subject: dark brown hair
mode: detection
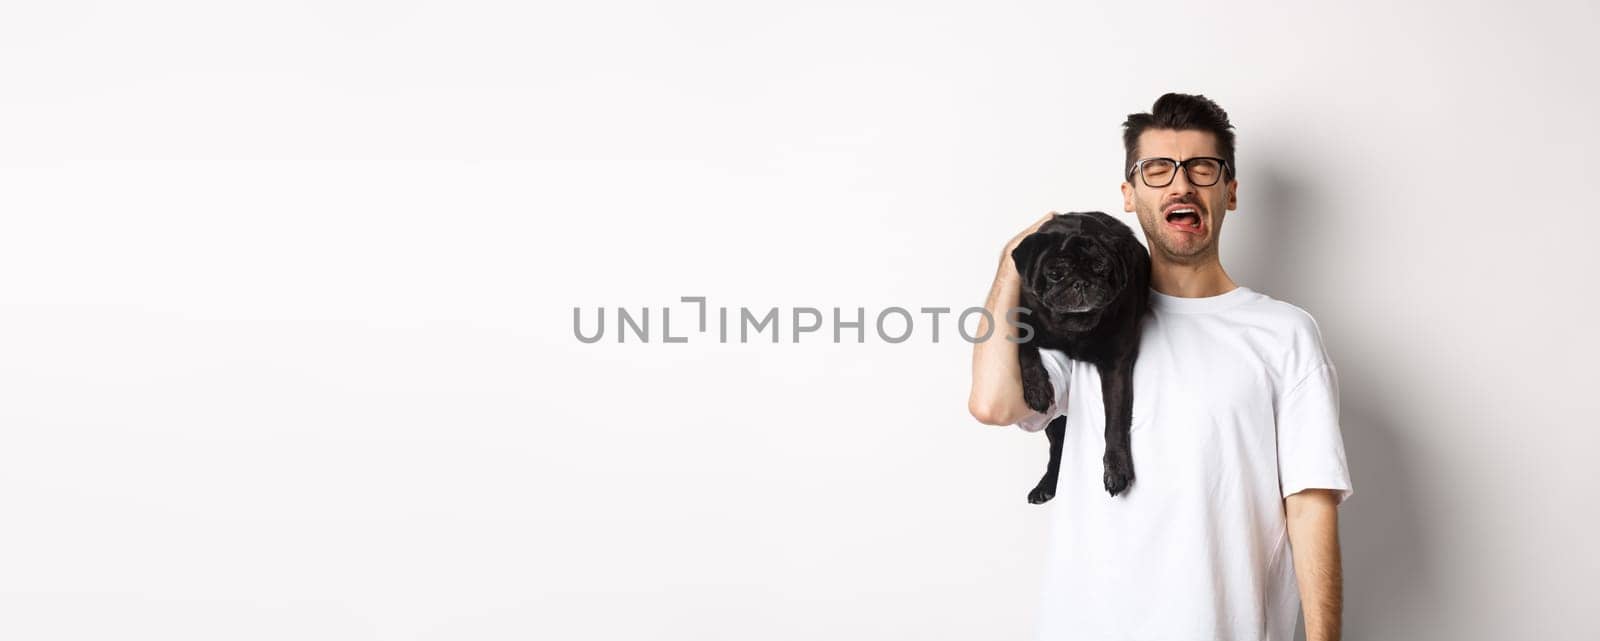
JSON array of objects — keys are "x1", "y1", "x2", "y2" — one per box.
[{"x1": 1121, "y1": 93, "x2": 1236, "y2": 182}]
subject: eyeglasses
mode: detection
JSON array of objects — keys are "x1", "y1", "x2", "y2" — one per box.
[{"x1": 1126, "y1": 156, "x2": 1231, "y2": 188}]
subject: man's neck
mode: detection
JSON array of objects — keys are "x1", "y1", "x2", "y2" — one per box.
[{"x1": 1149, "y1": 255, "x2": 1237, "y2": 298}]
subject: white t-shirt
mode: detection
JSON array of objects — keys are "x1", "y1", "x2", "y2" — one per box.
[{"x1": 1014, "y1": 285, "x2": 1353, "y2": 641}]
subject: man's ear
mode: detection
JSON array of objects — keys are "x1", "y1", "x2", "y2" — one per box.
[{"x1": 1011, "y1": 232, "x2": 1060, "y2": 281}]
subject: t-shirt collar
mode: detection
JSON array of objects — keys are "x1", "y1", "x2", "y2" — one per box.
[{"x1": 1148, "y1": 285, "x2": 1257, "y2": 314}]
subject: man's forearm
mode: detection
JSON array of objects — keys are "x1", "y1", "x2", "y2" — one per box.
[
  {"x1": 968, "y1": 252, "x2": 1030, "y2": 425},
  {"x1": 1286, "y1": 489, "x2": 1344, "y2": 641},
  {"x1": 970, "y1": 212, "x2": 1057, "y2": 426}
]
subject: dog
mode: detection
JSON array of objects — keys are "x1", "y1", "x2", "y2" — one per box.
[{"x1": 1010, "y1": 211, "x2": 1151, "y2": 499}]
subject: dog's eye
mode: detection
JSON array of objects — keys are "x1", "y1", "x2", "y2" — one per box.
[{"x1": 1044, "y1": 269, "x2": 1063, "y2": 283}]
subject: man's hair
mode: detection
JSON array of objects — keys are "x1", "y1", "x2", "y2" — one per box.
[{"x1": 1121, "y1": 93, "x2": 1236, "y2": 183}]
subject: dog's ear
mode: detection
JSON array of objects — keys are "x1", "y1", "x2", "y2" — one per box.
[
  {"x1": 1117, "y1": 235, "x2": 1152, "y2": 294},
  {"x1": 1011, "y1": 232, "x2": 1061, "y2": 282}
]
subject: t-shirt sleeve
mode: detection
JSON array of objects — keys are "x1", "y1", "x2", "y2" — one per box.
[
  {"x1": 1276, "y1": 361, "x2": 1354, "y2": 505},
  {"x1": 1014, "y1": 349, "x2": 1073, "y2": 433}
]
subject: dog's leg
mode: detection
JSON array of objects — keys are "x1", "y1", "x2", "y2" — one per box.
[
  {"x1": 1099, "y1": 360, "x2": 1136, "y2": 496},
  {"x1": 1027, "y1": 415, "x2": 1068, "y2": 504},
  {"x1": 1018, "y1": 345, "x2": 1054, "y2": 414}
]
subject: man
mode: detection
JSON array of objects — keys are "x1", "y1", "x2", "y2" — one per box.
[{"x1": 968, "y1": 93, "x2": 1353, "y2": 641}]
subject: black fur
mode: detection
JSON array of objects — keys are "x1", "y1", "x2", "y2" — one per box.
[{"x1": 1010, "y1": 212, "x2": 1151, "y2": 499}]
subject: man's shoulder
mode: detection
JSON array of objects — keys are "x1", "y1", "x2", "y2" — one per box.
[
  {"x1": 1235, "y1": 288, "x2": 1335, "y2": 376},
  {"x1": 1235, "y1": 288, "x2": 1325, "y2": 334}
]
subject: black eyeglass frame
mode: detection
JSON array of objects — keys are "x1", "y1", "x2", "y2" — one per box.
[{"x1": 1126, "y1": 156, "x2": 1233, "y2": 188}]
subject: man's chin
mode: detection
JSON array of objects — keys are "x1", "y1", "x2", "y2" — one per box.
[{"x1": 1155, "y1": 234, "x2": 1214, "y2": 259}]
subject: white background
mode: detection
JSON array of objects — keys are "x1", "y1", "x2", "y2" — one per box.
[{"x1": 3, "y1": 1, "x2": 1597, "y2": 639}]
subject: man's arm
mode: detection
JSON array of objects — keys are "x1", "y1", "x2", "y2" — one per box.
[
  {"x1": 968, "y1": 213, "x2": 1055, "y2": 426},
  {"x1": 1286, "y1": 488, "x2": 1344, "y2": 641}
]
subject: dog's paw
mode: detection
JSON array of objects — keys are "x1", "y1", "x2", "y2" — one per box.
[
  {"x1": 1022, "y1": 379, "x2": 1054, "y2": 413},
  {"x1": 1028, "y1": 481, "x2": 1056, "y2": 504},
  {"x1": 1102, "y1": 450, "x2": 1135, "y2": 496}
]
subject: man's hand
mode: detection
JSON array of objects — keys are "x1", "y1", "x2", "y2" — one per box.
[
  {"x1": 968, "y1": 212, "x2": 1060, "y2": 426},
  {"x1": 1002, "y1": 211, "x2": 1060, "y2": 270}
]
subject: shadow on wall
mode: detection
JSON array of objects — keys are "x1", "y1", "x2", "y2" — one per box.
[{"x1": 1236, "y1": 163, "x2": 1434, "y2": 640}]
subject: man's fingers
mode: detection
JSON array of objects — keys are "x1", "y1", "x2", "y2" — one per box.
[
  {"x1": 1005, "y1": 211, "x2": 1060, "y2": 257},
  {"x1": 1020, "y1": 211, "x2": 1056, "y2": 238},
  {"x1": 1029, "y1": 211, "x2": 1058, "y2": 233}
]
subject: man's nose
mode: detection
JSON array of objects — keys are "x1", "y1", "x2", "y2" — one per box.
[{"x1": 1165, "y1": 167, "x2": 1198, "y2": 198}]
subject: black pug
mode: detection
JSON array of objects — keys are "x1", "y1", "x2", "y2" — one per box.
[{"x1": 1010, "y1": 211, "x2": 1151, "y2": 500}]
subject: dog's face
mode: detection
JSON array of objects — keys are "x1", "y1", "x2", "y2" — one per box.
[{"x1": 1012, "y1": 229, "x2": 1130, "y2": 333}]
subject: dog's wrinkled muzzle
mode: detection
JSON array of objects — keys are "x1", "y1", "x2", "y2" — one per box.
[{"x1": 1045, "y1": 280, "x2": 1108, "y2": 314}]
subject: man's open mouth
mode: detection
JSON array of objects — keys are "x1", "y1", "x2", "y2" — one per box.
[{"x1": 1164, "y1": 205, "x2": 1203, "y2": 233}]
